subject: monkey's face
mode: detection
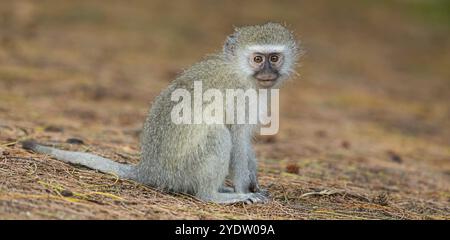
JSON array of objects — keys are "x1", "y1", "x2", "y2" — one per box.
[
  {"x1": 225, "y1": 23, "x2": 300, "y2": 88},
  {"x1": 249, "y1": 52, "x2": 284, "y2": 88},
  {"x1": 236, "y1": 44, "x2": 295, "y2": 89}
]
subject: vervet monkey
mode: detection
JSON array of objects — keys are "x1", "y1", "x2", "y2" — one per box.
[{"x1": 22, "y1": 22, "x2": 300, "y2": 204}]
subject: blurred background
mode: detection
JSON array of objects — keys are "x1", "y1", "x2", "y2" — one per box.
[{"x1": 0, "y1": 0, "x2": 449, "y2": 219}]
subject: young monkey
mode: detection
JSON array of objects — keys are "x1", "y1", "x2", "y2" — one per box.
[{"x1": 22, "y1": 22, "x2": 300, "y2": 204}]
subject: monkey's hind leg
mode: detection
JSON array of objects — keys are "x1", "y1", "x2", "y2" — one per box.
[{"x1": 194, "y1": 135, "x2": 269, "y2": 204}]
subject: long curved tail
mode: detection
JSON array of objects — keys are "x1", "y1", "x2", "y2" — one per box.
[{"x1": 21, "y1": 140, "x2": 136, "y2": 179}]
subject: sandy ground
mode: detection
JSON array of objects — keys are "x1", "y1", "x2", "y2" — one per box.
[{"x1": 0, "y1": 0, "x2": 449, "y2": 219}]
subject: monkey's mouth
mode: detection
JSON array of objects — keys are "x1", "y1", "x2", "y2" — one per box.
[
  {"x1": 255, "y1": 73, "x2": 279, "y2": 87},
  {"x1": 257, "y1": 78, "x2": 277, "y2": 87}
]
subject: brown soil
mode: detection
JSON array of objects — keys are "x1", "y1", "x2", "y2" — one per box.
[{"x1": 0, "y1": 0, "x2": 449, "y2": 219}]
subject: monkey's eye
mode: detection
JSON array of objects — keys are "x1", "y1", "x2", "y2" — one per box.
[
  {"x1": 253, "y1": 55, "x2": 263, "y2": 63},
  {"x1": 270, "y1": 55, "x2": 279, "y2": 62}
]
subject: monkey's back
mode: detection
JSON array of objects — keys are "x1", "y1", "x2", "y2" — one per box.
[{"x1": 135, "y1": 56, "x2": 234, "y2": 194}]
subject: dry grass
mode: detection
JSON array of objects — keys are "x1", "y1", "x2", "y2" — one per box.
[{"x1": 0, "y1": 0, "x2": 449, "y2": 219}]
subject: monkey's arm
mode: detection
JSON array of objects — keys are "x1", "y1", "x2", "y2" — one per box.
[
  {"x1": 229, "y1": 126, "x2": 252, "y2": 193},
  {"x1": 246, "y1": 145, "x2": 260, "y2": 192}
]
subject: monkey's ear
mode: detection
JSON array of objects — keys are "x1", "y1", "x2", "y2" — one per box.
[{"x1": 223, "y1": 32, "x2": 239, "y2": 57}]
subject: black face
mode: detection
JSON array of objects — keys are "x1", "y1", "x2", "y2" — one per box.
[{"x1": 249, "y1": 52, "x2": 284, "y2": 88}]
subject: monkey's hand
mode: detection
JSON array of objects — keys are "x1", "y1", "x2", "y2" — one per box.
[
  {"x1": 249, "y1": 171, "x2": 260, "y2": 192},
  {"x1": 249, "y1": 175, "x2": 269, "y2": 195},
  {"x1": 247, "y1": 151, "x2": 263, "y2": 193}
]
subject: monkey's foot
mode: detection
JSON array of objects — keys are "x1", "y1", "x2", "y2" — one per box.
[
  {"x1": 255, "y1": 188, "x2": 270, "y2": 198},
  {"x1": 203, "y1": 192, "x2": 270, "y2": 204},
  {"x1": 243, "y1": 192, "x2": 270, "y2": 204}
]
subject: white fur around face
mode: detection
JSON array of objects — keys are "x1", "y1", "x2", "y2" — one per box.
[{"x1": 247, "y1": 45, "x2": 287, "y2": 53}]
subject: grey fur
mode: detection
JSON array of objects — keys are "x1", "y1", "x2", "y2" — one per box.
[
  {"x1": 22, "y1": 22, "x2": 299, "y2": 204},
  {"x1": 21, "y1": 140, "x2": 135, "y2": 179}
]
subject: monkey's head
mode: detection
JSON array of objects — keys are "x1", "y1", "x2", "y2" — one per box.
[{"x1": 223, "y1": 22, "x2": 300, "y2": 88}]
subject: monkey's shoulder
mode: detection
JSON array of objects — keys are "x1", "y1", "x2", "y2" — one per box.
[{"x1": 177, "y1": 54, "x2": 231, "y2": 84}]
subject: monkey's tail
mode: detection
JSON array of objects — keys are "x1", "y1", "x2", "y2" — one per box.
[{"x1": 21, "y1": 140, "x2": 137, "y2": 180}]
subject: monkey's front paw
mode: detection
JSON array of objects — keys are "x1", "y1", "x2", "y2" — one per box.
[
  {"x1": 249, "y1": 173, "x2": 259, "y2": 192},
  {"x1": 249, "y1": 183, "x2": 269, "y2": 197},
  {"x1": 244, "y1": 192, "x2": 270, "y2": 204},
  {"x1": 249, "y1": 182, "x2": 259, "y2": 193}
]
